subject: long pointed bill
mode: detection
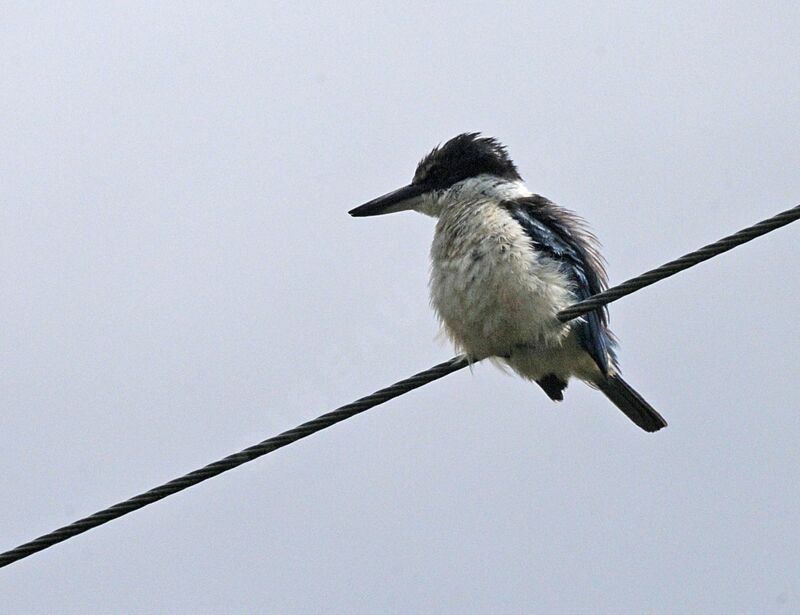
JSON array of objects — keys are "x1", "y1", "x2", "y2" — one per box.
[{"x1": 348, "y1": 183, "x2": 426, "y2": 217}]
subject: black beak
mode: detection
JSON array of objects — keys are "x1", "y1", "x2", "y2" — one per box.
[{"x1": 349, "y1": 183, "x2": 426, "y2": 217}]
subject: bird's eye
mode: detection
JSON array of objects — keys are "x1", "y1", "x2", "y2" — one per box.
[
  {"x1": 425, "y1": 165, "x2": 442, "y2": 183},
  {"x1": 413, "y1": 161, "x2": 444, "y2": 186}
]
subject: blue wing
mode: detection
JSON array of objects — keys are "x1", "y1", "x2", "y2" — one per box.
[{"x1": 501, "y1": 195, "x2": 617, "y2": 375}]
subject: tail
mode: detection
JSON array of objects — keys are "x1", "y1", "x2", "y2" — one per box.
[{"x1": 596, "y1": 375, "x2": 668, "y2": 433}]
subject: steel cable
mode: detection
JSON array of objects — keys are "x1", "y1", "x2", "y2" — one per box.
[
  {"x1": 1, "y1": 203, "x2": 797, "y2": 569},
  {"x1": 558, "y1": 204, "x2": 800, "y2": 321}
]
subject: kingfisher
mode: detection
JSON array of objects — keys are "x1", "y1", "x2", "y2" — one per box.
[{"x1": 349, "y1": 133, "x2": 667, "y2": 432}]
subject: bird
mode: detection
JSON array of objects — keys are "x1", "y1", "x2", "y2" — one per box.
[{"x1": 349, "y1": 133, "x2": 667, "y2": 432}]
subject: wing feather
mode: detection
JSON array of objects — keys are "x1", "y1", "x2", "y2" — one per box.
[{"x1": 500, "y1": 195, "x2": 617, "y2": 374}]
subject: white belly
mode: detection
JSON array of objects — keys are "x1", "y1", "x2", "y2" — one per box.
[{"x1": 429, "y1": 201, "x2": 600, "y2": 382}]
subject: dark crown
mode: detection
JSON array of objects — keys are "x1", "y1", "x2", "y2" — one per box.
[{"x1": 412, "y1": 133, "x2": 521, "y2": 190}]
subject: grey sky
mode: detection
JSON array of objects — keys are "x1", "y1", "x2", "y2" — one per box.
[{"x1": 1, "y1": 2, "x2": 799, "y2": 613}]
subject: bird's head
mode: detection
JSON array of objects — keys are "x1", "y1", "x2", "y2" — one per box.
[{"x1": 349, "y1": 133, "x2": 524, "y2": 218}]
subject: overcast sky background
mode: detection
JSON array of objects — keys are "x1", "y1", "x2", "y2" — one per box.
[{"x1": 2, "y1": 3, "x2": 799, "y2": 613}]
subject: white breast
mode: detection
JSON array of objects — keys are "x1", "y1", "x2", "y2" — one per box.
[{"x1": 429, "y1": 198, "x2": 575, "y2": 362}]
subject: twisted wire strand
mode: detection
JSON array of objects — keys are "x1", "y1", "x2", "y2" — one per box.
[
  {"x1": 558, "y1": 204, "x2": 800, "y2": 322},
  {"x1": 1, "y1": 203, "x2": 798, "y2": 569},
  {"x1": 0, "y1": 356, "x2": 470, "y2": 568}
]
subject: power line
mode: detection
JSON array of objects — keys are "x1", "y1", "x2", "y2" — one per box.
[
  {"x1": 558, "y1": 204, "x2": 800, "y2": 322},
  {"x1": 1, "y1": 203, "x2": 798, "y2": 569}
]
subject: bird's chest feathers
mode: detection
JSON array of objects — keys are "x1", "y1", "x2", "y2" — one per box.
[{"x1": 429, "y1": 202, "x2": 573, "y2": 356}]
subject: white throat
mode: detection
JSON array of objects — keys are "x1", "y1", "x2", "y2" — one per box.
[{"x1": 414, "y1": 174, "x2": 532, "y2": 217}]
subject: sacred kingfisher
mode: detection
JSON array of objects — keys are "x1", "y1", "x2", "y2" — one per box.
[{"x1": 350, "y1": 133, "x2": 667, "y2": 432}]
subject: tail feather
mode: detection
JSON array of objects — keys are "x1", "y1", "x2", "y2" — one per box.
[{"x1": 596, "y1": 375, "x2": 668, "y2": 433}]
